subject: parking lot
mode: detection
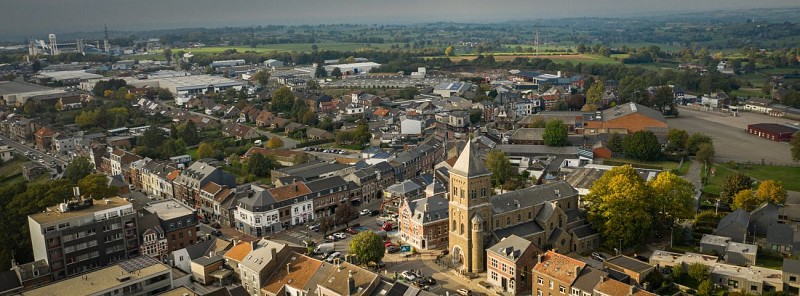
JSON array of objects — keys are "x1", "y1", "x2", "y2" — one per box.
[{"x1": 668, "y1": 107, "x2": 797, "y2": 165}]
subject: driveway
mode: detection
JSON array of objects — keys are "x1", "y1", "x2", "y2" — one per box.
[{"x1": 668, "y1": 107, "x2": 795, "y2": 165}]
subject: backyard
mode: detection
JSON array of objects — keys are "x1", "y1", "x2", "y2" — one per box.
[{"x1": 600, "y1": 157, "x2": 690, "y2": 175}]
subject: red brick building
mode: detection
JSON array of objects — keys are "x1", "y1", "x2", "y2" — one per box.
[
  {"x1": 398, "y1": 195, "x2": 449, "y2": 250},
  {"x1": 486, "y1": 235, "x2": 541, "y2": 294},
  {"x1": 747, "y1": 123, "x2": 799, "y2": 142},
  {"x1": 532, "y1": 250, "x2": 587, "y2": 296},
  {"x1": 598, "y1": 102, "x2": 667, "y2": 134}
]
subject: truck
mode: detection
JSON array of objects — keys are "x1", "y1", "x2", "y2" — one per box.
[{"x1": 313, "y1": 243, "x2": 335, "y2": 255}]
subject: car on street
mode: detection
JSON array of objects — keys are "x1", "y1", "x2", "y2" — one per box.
[
  {"x1": 360, "y1": 209, "x2": 371, "y2": 216},
  {"x1": 309, "y1": 223, "x2": 321, "y2": 231},
  {"x1": 591, "y1": 252, "x2": 606, "y2": 262},
  {"x1": 333, "y1": 233, "x2": 347, "y2": 240},
  {"x1": 325, "y1": 252, "x2": 342, "y2": 262},
  {"x1": 326, "y1": 235, "x2": 338, "y2": 241},
  {"x1": 386, "y1": 245, "x2": 399, "y2": 253},
  {"x1": 211, "y1": 222, "x2": 221, "y2": 229},
  {"x1": 401, "y1": 271, "x2": 416, "y2": 281},
  {"x1": 345, "y1": 227, "x2": 359, "y2": 235},
  {"x1": 211, "y1": 229, "x2": 222, "y2": 236},
  {"x1": 457, "y1": 288, "x2": 472, "y2": 296},
  {"x1": 417, "y1": 277, "x2": 436, "y2": 286}
]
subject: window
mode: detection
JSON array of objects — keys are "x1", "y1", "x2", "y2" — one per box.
[
  {"x1": 751, "y1": 285, "x2": 757, "y2": 291},
  {"x1": 537, "y1": 290, "x2": 542, "y2": 296},
  {"x1": 571, "y1": 288, "x2": 580, "y2": 296},
  {"x1": 509, "y1": 267, "x2": 514, "y2": 276},
  {"x1": 538, "y1": 277, "x2": 543, "y2": 285},
  {"x1": 501, "y1": 263, "x2": 507, "y2": 272},
  {"x1": 559, "y1": 286, "x2": 566, "y2": 294},
  {"x1": 790, "y1": 276, "x2": 797, "y2": 282},
  {"x1": 491, "y1": 258, "x2": 498, "y2": 268},
  {"x1": 491, "y1": 271, "x2": 498, "y2": 281},
  {"x1": 549, "y1": 281, "x2": 553, "y2": 289}
]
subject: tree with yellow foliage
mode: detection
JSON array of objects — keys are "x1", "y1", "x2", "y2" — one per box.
[
  {"x1": 648, "y1": 172, "x2": 695, "y2": 225},
  {"x1": 266, "y1": 137, "x2": 284, "y2": 149},
  {"x1": 731, "y1": 189, "x2": 760, "y2": 211},
  {"x1": 757, "y1": 180, "x2": 787, "y2": 205},
  {"x1": 584, "y1": 165, "x2": 653, "y2": 248}
]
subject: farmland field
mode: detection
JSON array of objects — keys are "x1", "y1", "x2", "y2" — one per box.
[{"x1": 177, "y1": 43, "x2": 402, "y2": 54}]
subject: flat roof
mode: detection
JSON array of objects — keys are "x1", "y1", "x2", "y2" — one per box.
[
  {"x1": 748, "y1": 123, "x2": 799, "y2": 134},
  {"x1": 143, "y1": 199, "x2": 195, "y2": 220},
  {"x1": 0, "y1": 80, "x2": 54, "y2": 95},
  {"x1": 36, "y1": 70, "x2": 102, "y2": 81},
  {"x1": 24, "y1": 256, "x2": 169, "y2": 296},
  {"x1": 159, "y1": 75, "x2": 245, "y2": 89},
  {"x1": 29, "y1": 197, "x2": 131, "y2": 225},
  {"x1": 648, "y1": 251, "x2": 718, "y2": 267}
]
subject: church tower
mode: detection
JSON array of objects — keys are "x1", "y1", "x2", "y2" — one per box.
[{"x1": 448, "y1": 142, "x2": 492, "y2": 273}]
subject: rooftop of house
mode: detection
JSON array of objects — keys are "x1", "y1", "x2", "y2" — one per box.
[
  {"x1": 601, "y1": 102, "x2": 666, "y2": 124},
  {"x1": 24, "y1": 256, "x2": 168, "y2": 296},
  {"x1": 240, "y1": 239, "x2": 287, "y2": 272},
  {"x1": 29, "y1": 196, "x2": 131, "y2": 225},
  {"x1": 262, "y1": 253, "x2": 323, "y2": 295},
  {"x1": 594, "y1": 277, "x2": 655, "y2": 296},
  {"x1": 534, "y1": 250, "x2": 586, "y2": 285},
  {"x1": 487, "y1": 235, "x2": 535, "y2": 262},
  {"x1": 648, "y1": 251, "x2": 718, "y2": 267},
  {"x1": 604, "y1": 255, "x2": 653, "y2": 274},
  {"x1": 223, "y1": 241, "x2": 253, "y2": 263},
  {"x1": 143, "y1": 198, "x2": 196, "y2": 220},
  {"x1": 711, "y1": 263, "x2": 782, "y2": 284}
]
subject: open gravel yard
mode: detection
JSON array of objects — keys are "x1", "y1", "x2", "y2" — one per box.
[{"x1": 668, "y1": 107, "x2": 798, "y2": 166}]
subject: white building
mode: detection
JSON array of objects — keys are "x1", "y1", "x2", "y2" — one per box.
[
  {"x1": 0, "y1": 145, "x2": 13, "y2": 162},
  {"x1": 323, "y1": 62, "x2": 381, "y2": 76},
  {"x1": 236, "y1": 186, "x2": 282, "y2": 237},
  {"x1": 433, "y1": 82, "x2": 471, "y2": 98},
  {"x1": 344, "y1": 104, "x2": 365, "y2": 115},
  {"x1": 211, "y1": 59, "x2": 246, "y2": 68},
  {"x1": 400, "y1": 118, "x2": 422, "y2": 135},
  {"x1": 291, "y1": 200, "x2": 314, "y2": 225},
  {"x1": 264, "y1": 59, "x2": 284, "y2": 68},
  {"x1": 158, "y1": 75, "x2": 246, "y2": 97}
]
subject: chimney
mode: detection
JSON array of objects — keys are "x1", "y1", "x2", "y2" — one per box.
[
  {"x1": 294, "y1": 184, "x2": 298, "y2": 192},
  {"x1": 233, "y1": 239, "x2": 238, "y2": 246},
  {"x1": 554, "y1": 189, "x2": 560, "y2": 197},
  {"x1": 574, "y1": 265, "x2": 580, "y2": 275},
  {"x1": 537, "y1": 253, "x2": 544, "y2": 264},
  {"x1": 557, "y1": 71, "x2": 562, "y2": 77},
  {"x1": 424, "y1": 203, "x2": 428, "y2": 212},
  {"x1": 348, "y1": 270, "x2": 356, "y2": 296},
  {"x1": 628, "y1": 285, "x2": 635, "y2": 295},
  {"x1": 271, "y1": 247, "x2": 277, "y2": 259},
  {"x1": 251, "y1": 241, "x2": 258, "y2": 251},
  {"x1": 286, "y1": 263, "x2": 291, "y2": 274}
]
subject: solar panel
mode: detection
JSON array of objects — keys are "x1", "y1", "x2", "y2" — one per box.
[{"x1": 118, "y1": 256, "x2": 159, "y2": 273}]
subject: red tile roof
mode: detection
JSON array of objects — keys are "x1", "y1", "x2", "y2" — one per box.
[{"x1": 533, "y1": 250, "x2": 586, "y2": 285}]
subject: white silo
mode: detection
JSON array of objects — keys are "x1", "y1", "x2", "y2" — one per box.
[{"x1": 48, "y1": 33, "x2": 59, "y2": 55}]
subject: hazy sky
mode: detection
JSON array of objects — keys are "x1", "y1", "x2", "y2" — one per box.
[{"x1": 0, "y1": 0, "x2": 797, "y2": 38}]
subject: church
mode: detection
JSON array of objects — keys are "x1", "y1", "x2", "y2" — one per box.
[{"x1": 447, "y1": 142, "x2": 600, "y2": 273}]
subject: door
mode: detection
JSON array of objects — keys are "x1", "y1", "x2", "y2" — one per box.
[{"x1": 501, "y1": 277, "x2": 507, "y2": 291}]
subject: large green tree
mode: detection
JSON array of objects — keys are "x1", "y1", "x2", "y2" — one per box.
[
  {"x1": 179, "y1": 121, "x2": 200, "y2": 146},
  {"x1": 485, "y1": 150, "x2": 513, "y2": 187},
  {"x1": 78, "y1": 174, "x2": 119, "y2": 199},
  {"x1": 695, "y1": 143, "x2": 715, "y2": 164},
  {"x1": 543, "y1": 119, "x2": 568, "y2": 147},
  {"x1": 667, "y1": 129, "x2": 689, "y2": 151},
  {"x1": 653, "y1": 86, "x2": 675, "y2": 114},
  {"x1": 686, "y1": 133, "x2": 713, "y2": 155},
  {"x1": 622, "y1": 130, "x2": 662, "y2": 161},
  {"x1": 247, "y1": 153, "x2": 275, "y2": 177},
  {"x1": 584, "y1": 165, "x2": 653, "y2": 248},
  {"x1": 65, "y1": 156, "x2": 94, "y2": 183},
  {"x1": 271, "y1": 86, "x2": 295, "y2": 113},
  {"x1": 607, "y1": 132, "x2": 623, "y2": 154},
  {"x1": 349, "y1": 231, "x2": 385, "y2": 265},
  {"x1": 253, "y1": 70, "x2": 271, "y2": 87},
  {"x1": 330, "y1": 67, "x2": 342, "y2": 78}
]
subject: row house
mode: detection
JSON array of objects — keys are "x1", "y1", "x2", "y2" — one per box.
[
  {"x1": 344, "y1": 167, "x2": 380, "y2": 205},
  {"x1": 240, "y1": 105, "x2": 262, "y2": 124},
  {"x1": 267, "y1": 180, "x2": 314, "y2": 227},
  {"x1": 306, "y1": 176, "x2": 351, "y2": 218},
  {"x1": 173, "y1": 161, "x2": 236, "y2": 207},
  {"x1": 236, "y1": 185, "x2": 282, "y2": 237},
  {"x1": 108, "y1": 148, "x2": 141, "y2": 184},
  {"x1": 143, "y1": 162, "x2": 180, "y2": 200},
  {"x1": 387, "y1": 139, "x2": 442, "y2": 181},
  {"x1": 34, "y1": 127, "x2": 55, "y2": 151},
  {"x1": 199, "y1": 181, "x2": 235, "y2": 223},
  {"x1": 486, "y1": 235, "x2": 540, "y2": 294},
  {"x1": 222, "y1": 123, "x2": 261, "y2": 141}
]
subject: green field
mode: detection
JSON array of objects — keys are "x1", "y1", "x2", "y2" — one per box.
[
  {"x1": 180, "y1": 42, "x2": 403, "y2": 54},
  {"x1": 602, "y1": 157, "x2": 683, "y2": 171},
  {"x1": 703, "y1": 163, "x2": 800, "y2": 195}
]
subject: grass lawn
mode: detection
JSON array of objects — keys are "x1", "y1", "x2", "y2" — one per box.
[
  {"x1": 186, "y1": 148, "x2": 198, "y2": 160},
  {"x1": 603, "y1": 158, "x2": 681, "y2": 171},
  {"x1": 702, "y1": 164, "x2": 735, "y2": 195},
  {"x1": 712, "y1": 163, "x2": 800, "y2": 192},
  {"x1": 673, "y1": 160, "x2": 692, "y2": 176}
]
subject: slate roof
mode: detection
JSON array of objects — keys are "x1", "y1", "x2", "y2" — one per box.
[
  {"x1": 783, "y1": 258, "x2": 800, "y2": 274},
  {"x1": 491, "y1": 181, "x2": 577, "y2": 213},
  {"x1": 487, "y1": 235, "x2": 534, "y2": 262},
  {"x1": 0, "y1": 270, "x2": 21, "y2": 294},
  {"x1": 572, "y1": 267, "x2": 608, "y2": 293},
  {"x1": 493, "y1": 220, "x2": 544, "y2": 240},
  {"x1": 715, "y1": 208, "x2": 750, "y2": 239},
  {"x1": 407, "y1": 195, "x2": 449, "y2": 224},
  {"x1": 570, "y1": 224, "x2": 599, "y2": 239},
  {"x1": 451, "y1": 142, "x2": 490, "y2": 178}
]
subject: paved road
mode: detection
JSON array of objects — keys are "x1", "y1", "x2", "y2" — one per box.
[{"x1": 0, "y1": 134, "x2": 68, "y2": 167}]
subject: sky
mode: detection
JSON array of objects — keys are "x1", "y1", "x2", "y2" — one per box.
[{"x1": 0, "y1": 0, "x2": 797, "y2": 38}]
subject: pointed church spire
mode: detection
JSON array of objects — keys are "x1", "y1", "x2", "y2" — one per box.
[{"x1": 452, "y1": 142, "x2": 490, "y2": 178}]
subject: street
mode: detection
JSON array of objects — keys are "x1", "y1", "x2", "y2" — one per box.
[{"x1": 0, "y1": 134, "x2": 68, "y2": 167}]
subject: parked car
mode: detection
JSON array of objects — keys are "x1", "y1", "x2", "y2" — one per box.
[
  {"x1": 333, "y1": 233, "x2": 347, "y2": 240},
  {"x1": 309, "y1": 223, "x2": 320, "y2": 232},
  {"x1": 211, "y1": 222, "x2": 221, "y2": 229},
  {"x1": 417, "y1": 277, "x2": 436, "y2": 285},
  {"x1": 360, "y1": 209, "x2": 371, "y2": 216},
  {"x1": 345, "y1": 227, "x2": 359, "y2": 235},
  {"x1": 325, "y1": 252, "x2": 342, "y2": 262},
  {"x1": 457, "y1": 288, "x2": 471, "y2": 296},
  {"x1": 591, "y1": 252, "x2": 606, "y2": 262},
  {"x1": 326, "y1": 235, "x2": 337, "y2": 241},
  {"x1": 370, "y1": 210, "x2": 380, "y2": 216},
  {"x1": 211, "y1": 229, "x2": 222, "y2": 236},
  {"x1": 386, "y1": 245, "x2": 400, "y2": 253},
  {"x1": 401, "y1": 271, "x2": 416, "y2": 281}
]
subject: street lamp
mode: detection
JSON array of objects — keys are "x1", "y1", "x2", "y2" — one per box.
[{"x1": 618, "y1": 239, "x2": 622, "y2": 255}]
